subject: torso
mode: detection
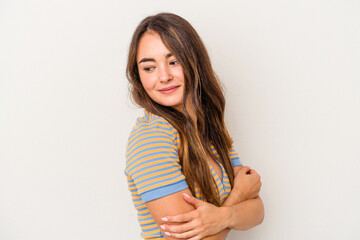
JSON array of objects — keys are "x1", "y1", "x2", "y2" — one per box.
[{"x1": 126, "y1": 110, "x2": 242, "y2": 239}]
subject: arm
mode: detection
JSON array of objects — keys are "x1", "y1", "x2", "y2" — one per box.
[
  {"x1": 221, "y1": 166, "x2": 264, "y2": 230},
  {"x1": 161, "y1": 166, "x2": 264, "y2": 239},
  {"x1": 146, "y1": 189, "x2": 231, "y2": 240},
  {"x1": 145, "y1": 189, "x2": 194, "y2": 240},
  {"x1": 224, "y1": 197, "x2": 264, "y2": 230}
]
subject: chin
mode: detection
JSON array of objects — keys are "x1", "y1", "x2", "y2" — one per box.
[{"x1": 155, "y1": 98, "x2": 183, "y2": 108}]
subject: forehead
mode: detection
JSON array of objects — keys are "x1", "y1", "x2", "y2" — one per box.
[{"x1": 136, "y1": 32, "x2": 171, "y2": 60}]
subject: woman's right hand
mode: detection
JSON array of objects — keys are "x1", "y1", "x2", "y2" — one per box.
[{"x1": 231, "y1": 166, "x2": 262, "y2": 202}]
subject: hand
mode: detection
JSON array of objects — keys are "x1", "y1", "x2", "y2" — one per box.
[
  {"x1": 232, "y1": 166, "x2": 262, "y2": 202},
  {"x1": 160, "y1": 193, "x2": 231, "y2": 240}
]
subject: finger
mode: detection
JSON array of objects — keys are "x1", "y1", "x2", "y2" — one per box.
[
  {"x1": 164, "y1": 228, "x2": 200, "y2": 239},
  {"x1": 162, "y1": 220, "x2": 198, "y2": 234},
  {"x1": 249, "y1": 169, "x2": 261, "y2": 181},
  {"x1": 187, "y1": 234, "x2": 202, "y2": 240},
  {"x1": 249, "y1": 169, "x2": 259, "y2": 175},
  {"x1": 162, "y1": 210, "x2": 197, "y2": 223},
  {"x1": 240, "y1": 166, "x2": 250, "y2": 174},
  {"x1": 183, "y1": 193, "x2": 203, "y2": 208}
]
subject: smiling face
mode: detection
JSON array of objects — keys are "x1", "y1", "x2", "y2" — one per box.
[{"x1": 136, "y1": 31, "x2": 185, "y2": 110}]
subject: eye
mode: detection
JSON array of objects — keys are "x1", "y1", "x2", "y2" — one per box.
[
  {"x1": 144, "y1": 67, "x2": 155, "y2": 72},
  {"x1": 169, "y1": 60, "x2": 179, "y2": 65}
]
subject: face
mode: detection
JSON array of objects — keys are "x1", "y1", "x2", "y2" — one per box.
[{"x1": 136, "y1": 31, "x2": 185, "y2": 109}]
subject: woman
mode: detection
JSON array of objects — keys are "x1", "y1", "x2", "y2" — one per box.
[{"x1": 125, "y1": 12, "x2": 264, "y2": 240}]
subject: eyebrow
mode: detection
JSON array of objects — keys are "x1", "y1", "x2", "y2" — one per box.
[{"x1": 138, "y1": 53, "x2": 173, "y2": 64}]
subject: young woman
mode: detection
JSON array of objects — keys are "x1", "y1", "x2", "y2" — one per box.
[{"x1": 125, "y1": 13, "x2": 264, "y2": 240}]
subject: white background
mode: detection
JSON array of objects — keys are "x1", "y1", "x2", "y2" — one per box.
[{"x1": 1, "y1": 0, "x2": 359, "y2": 239}]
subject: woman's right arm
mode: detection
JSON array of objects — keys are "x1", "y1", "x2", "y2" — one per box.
[
  {"x1": 146, "y1": 189, "x2": 232, "y2": 240},
  {"x1": 159, "y1": 166, "x2": 263, "y2": 239}
]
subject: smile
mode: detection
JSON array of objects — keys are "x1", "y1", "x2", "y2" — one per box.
[{"x1": 159, "y1": 86, "x2": 180, "y2": 94}]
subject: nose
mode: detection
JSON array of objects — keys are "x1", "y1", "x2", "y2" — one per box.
[{"x1": 158, "y1": 65, "x2": 173, "y2": 83}]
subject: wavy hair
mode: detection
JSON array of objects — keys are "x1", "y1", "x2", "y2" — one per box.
[{"x1": 126, "y1": 12, "x2": 234, "y2": 206}]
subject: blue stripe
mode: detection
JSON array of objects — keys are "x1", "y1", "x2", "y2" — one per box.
[
  {"x1": 142, "y1": 226, "x2": 161, "y2": 232},
  {"x1": 219, "y1": 190, "x2": 227, "y2": 199},
  {"x1": 141, "y1": 179, "x2": 188, "y2": 202},
  {"x1": 140, "y1": 222, "x2": 158, "y2": 227},
  {"x1": 139, "y1": 217, "x2": 154, "y2": 222},
  {"x1": 137, "y1": 212, "x2": 151, "y2": 217},
  {"x1": 134, "y1": 202, "x2": 145, "y2": 208}
]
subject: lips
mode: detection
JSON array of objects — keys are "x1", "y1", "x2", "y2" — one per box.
[{"x1": 159, "y1": 85, "x2": 180, "y2": 94}]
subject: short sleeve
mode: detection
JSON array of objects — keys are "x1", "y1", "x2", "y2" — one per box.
[
  {"x1": 230, "y1": 138, "x2": 242, "y2": 167},
  {"x1": 125, "y1": 118, "x2": 188, "y2": 203}
]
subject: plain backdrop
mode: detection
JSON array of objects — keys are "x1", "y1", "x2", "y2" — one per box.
[{"x1": 1, "y1": 0, "x2": 359, "y2": 239}]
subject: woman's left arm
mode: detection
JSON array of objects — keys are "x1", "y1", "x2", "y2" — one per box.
[
  {"x1": 222, "y1": 196, "x2": 264, "y2": 230},
  {"x1": 221, "y1": 166, "x2": 264, "y2": 230}
]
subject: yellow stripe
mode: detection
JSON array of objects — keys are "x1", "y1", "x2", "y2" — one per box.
[
  {"x1": 138, "y1": 214, "x2": 151, "y2": 220},
  {"x1": 139, "y1": 219, "x2": 156, "y2": 225}
]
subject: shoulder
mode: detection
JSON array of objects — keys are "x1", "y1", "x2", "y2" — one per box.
[
  {"x1": 127, "y1": 110, "x2": 178, "y2": 146},
  {"x1": 125, "y1": 110, "x2": 180, "y2": 174}
]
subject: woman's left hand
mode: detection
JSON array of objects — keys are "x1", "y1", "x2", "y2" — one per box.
[{"x1": 160, "y1": 193, "x2": 230, "y2": 239}]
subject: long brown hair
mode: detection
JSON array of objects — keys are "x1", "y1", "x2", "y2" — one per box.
[{"x1": 126, "y1": 12, "x2": 234, "y2": 206}]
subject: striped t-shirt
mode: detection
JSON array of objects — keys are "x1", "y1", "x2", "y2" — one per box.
[{"x1": 125, "y1": 110, "x2": 242, "y2": 239}]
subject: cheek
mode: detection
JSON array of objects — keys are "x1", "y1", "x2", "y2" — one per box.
[
  {"x1": 172, "y1": 68, "x2": 185, "y2": 83},
  {"x1": 139, "y1": 73, "x2": 155, "y2": 91}
]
